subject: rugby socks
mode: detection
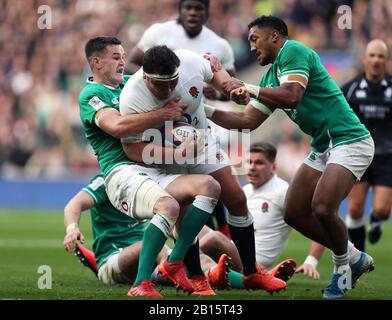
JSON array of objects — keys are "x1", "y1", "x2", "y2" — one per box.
[
  {"x1": 169, "y1": 196, "x2": 217, "y2": 262},
  {"x1": 183, "y1": 239, "x2": 204, "y2": 277},
  {"x1": 347, "y1": 240, "x2": 361, "y2": 265},
  {"x1": 134, "y1": 221, "x2": 167, "y2": 286},
  {"x1": 346, "y1": 215, "x2": 366, "y2": 252},
  {"x1": 228, "y1": 270, "x2": 245, "y2": 289},
  {"x1": 228, "y1": 213, "x2": 257, "y2": 276},
  {"x1": 332, "y1": 251, "x2": 349, "y2": 274}
]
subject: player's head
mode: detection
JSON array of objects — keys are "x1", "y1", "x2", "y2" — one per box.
[
  {"x1": 246, "y1": 142, "x2": 277, "y2": 188},
  {"x1": 143, "y1": 45, "x2": 181, "y2": 100},
  {"x1": 247, "y1": 16, "x2": 288, "y2": 66},
  {"x1": 178, "y1": 0, "x2": 209, "y2": 38},
  {"x1": 84, "y1": 37, "x2": 125, "y2": 85},
  {"x1": 363, "y1": 39, "x2": 389, "y2": 82}
]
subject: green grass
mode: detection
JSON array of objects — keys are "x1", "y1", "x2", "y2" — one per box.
[{"x1": 0, "y1": 209, "x2": 391, "y2": 300}]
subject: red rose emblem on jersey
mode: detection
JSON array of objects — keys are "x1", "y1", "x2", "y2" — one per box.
[
  {"x1": 261, "y1": 201, "x2": 269, "y2": 213},
  {"x1": 189, "y1": 86, "x2": 200, "y2": 98}
]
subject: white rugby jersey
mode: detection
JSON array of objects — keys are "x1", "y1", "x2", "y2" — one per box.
[
  {"x1": 137, "y1": 20, "x2": 235, "y2": 71},
  {"x1": 243, "y1": 175, "x2": 292, "y2": 267},
  {"x1": 120, "y1": 49, "x2": 213, "y2": 143}
]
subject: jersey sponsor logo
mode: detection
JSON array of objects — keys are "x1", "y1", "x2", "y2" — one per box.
[
  {"x1": 88, "y1": 96, "x2": 105, "y2": 110},
  {"x1": 261, "y1": 201, "x2": 269, "y2": 213},
  {"x1": 189, "y1": 86, "x2": 200, "y2": 98},
  {"x1": 138, "y1": 172, "x2": 148, "y2": 176}
]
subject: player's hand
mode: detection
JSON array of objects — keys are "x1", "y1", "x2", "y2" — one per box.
[
  {"x1": 64, "y1": 228, "x2": 85, "y2": 252},
  {"x1": 160, "y1": 96, "x2": 188, "y2": 121},
  {"x1": 230, "y1": 86, "x2": 250, "y2": 105},
  {"x1": 203, "y1": 53, "x2": 222, "y2": 72},
  {"x1": 203, "y1": 84, "x2": 221, "y2": 100},
  {"x1": 295, "y1": 263, "x2": 320, "y2": 280},
  {"x1": 223, "y1": 78, "x2": 244, "y2": 94}
]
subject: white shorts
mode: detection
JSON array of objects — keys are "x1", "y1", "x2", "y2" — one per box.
[
  {"x1": 98, "y1": 253, "x2": 129, "y2": 285},
  {"x1": 105, "y1": 164, "x2": 181, "y2": 219},
  {"x1": 304, "y1": 137, "x2": 375, "y2": 180},
  {"x1": 163, "y1": 134, "x2": 230, "y2": 175}
]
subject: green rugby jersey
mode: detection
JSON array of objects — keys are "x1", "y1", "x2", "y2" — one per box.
[
  {"x1": 79, "y1": 75, "x2": 133, "y2": 177},
  {"x1": 82, "y1": 174, "x2": 148, "y2": 268},
  {"x1": 254, "y1": 40, "x2": 370, "y2": 152}
]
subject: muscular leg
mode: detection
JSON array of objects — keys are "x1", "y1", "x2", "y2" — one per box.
[
  {"x1": 311, "y1": 163, "x2": 356, "y2": 255},
  {"x1": 347, "y1": 182, "x2": 369, "y2": 251},
  {"x1": 199, "y1": 229, "x2": 243, "y2": 272},
  {"x1": 209, "y1": 166, "x2": 257, "y2": 275},
  {"x1": 369, "y1": 185, "x2": 392, "y2": 244},
  {"x1": 284, "y1": 163, "x2": 333, "y2": 249}
]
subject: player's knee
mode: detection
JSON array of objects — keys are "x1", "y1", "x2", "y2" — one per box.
[
  {"x1": 349, "y1": 206, "x2": 364, "y2": 220},
  {"x1": 194, "y1": 176, "x2": 221, "y2": 198},
  {"x1": 312, "y1": 200, "x2": 333, "y2": 220},
  {"x1": 154, "y1": 196, "x2": 180, "y2": 219},
  {"x1": 200, "y1": 231, "x2": 222, "y2": 253},
  {"x1": 373, "y1": 207, "x2": 391, "y2": 220}
]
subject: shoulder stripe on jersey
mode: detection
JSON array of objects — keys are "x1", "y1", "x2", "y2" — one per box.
[
  {"x1": 281, "y1": 69, "x2": 309, "y2": 77},
  {"x1": 279, "y1": 74, "x2": 308, "y2": 89},
  {"x1": 82, "y1": 188, "x2": 98, "y2": 204},
  {"x1": 250, "y1": 99, "x2": 272, "y2": 115}
]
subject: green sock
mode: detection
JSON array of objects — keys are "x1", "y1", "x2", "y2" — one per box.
[
  {"x1": 169, "y1": 205, "x2": 210, "y2": 262},
  {"x1": 134, "y1": 223, "x2": 166, "y2": 286},
  {"x1": 228, "y1": 270, "x2": 245, "y2": 289}
]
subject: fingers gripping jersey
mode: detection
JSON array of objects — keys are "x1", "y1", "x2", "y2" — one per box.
[
  {"x1": 251, "y1": 40, "x2": 370, "y2": 153},
  {"x1": 120, "y1": 49, "x2": 214, "y2": 143}
]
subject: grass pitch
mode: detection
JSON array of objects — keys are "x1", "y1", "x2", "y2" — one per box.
[{"x1": 0, "y1": 209, "x2": 391, "y2": 300}]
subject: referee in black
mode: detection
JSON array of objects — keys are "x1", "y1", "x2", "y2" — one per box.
[{"x1": 341, "y1": 39, "x2": 392, "y2": 252}]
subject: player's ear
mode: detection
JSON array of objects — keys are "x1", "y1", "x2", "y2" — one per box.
[
  {"x1": 270, "y1": 30, "x2": 280, "y2": 43},
  {"x1": 92, "y1": 56, "x2": 102, "y2": 70}
]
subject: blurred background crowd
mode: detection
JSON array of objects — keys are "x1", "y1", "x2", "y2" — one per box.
[{"x1": 1, "y1": 0, "x2": 391, "y2": 181}]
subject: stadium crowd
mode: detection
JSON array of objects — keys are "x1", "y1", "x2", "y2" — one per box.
[{"x1": 0, "y1": 0, "x2": 391, "y2": 179}]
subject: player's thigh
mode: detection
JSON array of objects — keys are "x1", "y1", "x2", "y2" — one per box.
[
  {"x1": 373, "y1": 185, "x2": 392, "y2": 217},
  {"x1": 347, "y1": 182, "x2": 369, "y2": 218},
  {"x1": 312, "y1": 163, "x2": 356, "y2": 215},
  {"x1": 285, "y1": 163, "x2": 322, "y2": 218},
  {"x1": 164, "y1": 174, "x2": 220, "y2": 206}
]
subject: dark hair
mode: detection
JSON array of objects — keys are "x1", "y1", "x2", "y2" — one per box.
[
  {"x1": 85, "y1": 36, "x2": 121, "y2": 65},
  {"x1": 179, "y1": 0, "x2": 210, "y2": 11},
  {"x1": 248, "y1": 16, "x2": 288, "y2": 37},
  {"x1": 249, "y1": 142, "x2": 277, "y2": 162},
  {"x1": 143, "y1": 45, "x2": 180, "y2": 75}
]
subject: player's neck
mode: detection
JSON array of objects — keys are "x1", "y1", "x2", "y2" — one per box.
[{"x1": 365, "y1": 72, "x2": 384, "y2": 84}]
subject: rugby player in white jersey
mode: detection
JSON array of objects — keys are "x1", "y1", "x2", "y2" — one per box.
[{"x1": 120, "y1": 45, "x2": 286, "y2": 293}]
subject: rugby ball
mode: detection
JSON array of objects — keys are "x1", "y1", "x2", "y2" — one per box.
[{"x1": 160, "y1": 121, "x2": 199, "y2": 147}]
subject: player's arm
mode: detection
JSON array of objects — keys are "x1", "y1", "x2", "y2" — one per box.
[
  {"x1": 224, "y1": 78, "x2": 305, "y2": 109},
  {"x1": 125, "y1": 47, "x2": 144, "y2": 75},
  {"x1": 96, "y1": 97, "x2": 186, "y2": 138},
  {"x1": 63, "y1": 191, "x2": 95, "y2": 252},
  {"x1": 205, "y1": 102, "x2": 269, "y2": 131},
  {"x1": 295, "y1": 241, "x2": 325, "y2": 280}
]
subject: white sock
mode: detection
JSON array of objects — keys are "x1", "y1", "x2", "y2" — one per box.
[
  {"x1": 332, "y1": 251, "x2": 349, "y2": 274},
  {"x1": 348, "y1": 240, "x2": 361, "y2": 264},
  {"x1": 345, "y1": 215, "x2": 364, "y2": 229}
]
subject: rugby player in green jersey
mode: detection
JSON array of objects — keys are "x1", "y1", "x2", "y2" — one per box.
[
  {"x1": 78, "y1": 37, "x2": 223, "y2": 297},
  {"x1": 206, "y1": 16, "x2": 375, "y2": 299}
]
